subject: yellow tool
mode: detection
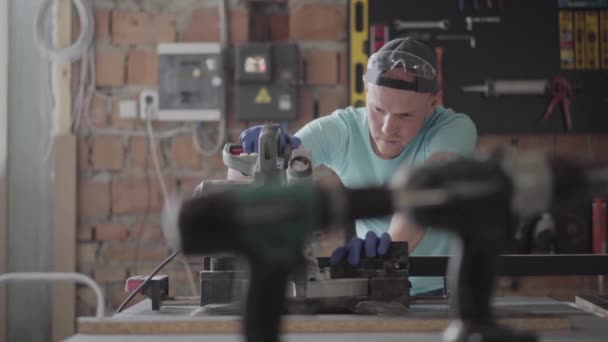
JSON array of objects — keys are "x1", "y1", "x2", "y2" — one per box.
[
  {"x1": 585, "y1": 11, "x2": 600, "y2": 70},
  {"x1": 559, "y1": 10, "x2": 575, "y2": 70},
  {"x1": 575, "y1": 11, "x2": 587, "y2": 70},
  {"x1": 600, "y1": 11, "x2": 608, "y2": 70},
  {"x1": 349, "y1": 0, "x2": 369, "y2": 107}
]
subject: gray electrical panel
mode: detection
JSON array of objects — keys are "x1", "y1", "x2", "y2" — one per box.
[
  {"x1": 235, "y1": 43, "x2": 299, "y2": 121},
  {"x1": 158, "y1": 43, "x2": 225, "y2": 121}
]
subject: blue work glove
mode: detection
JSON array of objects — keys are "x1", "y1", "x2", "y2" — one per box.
[
  {"x1": 239, "y1": 125, "x2": 302, "y2": 154},
  {"x1": 330, "y1": 232, "x2": 392, "y2": 267}
]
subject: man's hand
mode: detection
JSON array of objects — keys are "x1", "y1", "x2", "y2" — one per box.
[
  {"x1": 330, "y1": 232, "x2": 392, "y2": 266},
  {"x1": 239, "y1": 125, "x2": 302, "y2": 154}
]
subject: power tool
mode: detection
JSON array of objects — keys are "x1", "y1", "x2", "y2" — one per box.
[{"x1": 165, "y1": 150, "x2": 608, "y2": 342}]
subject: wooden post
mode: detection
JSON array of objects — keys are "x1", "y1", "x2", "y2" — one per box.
[{"x1": 51, "y1": 1, "x2": 76, "y2": 341}]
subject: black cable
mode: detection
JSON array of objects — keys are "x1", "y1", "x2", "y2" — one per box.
[{"x1": 115, "y1": 250, "x2": 180, "y2": 314}]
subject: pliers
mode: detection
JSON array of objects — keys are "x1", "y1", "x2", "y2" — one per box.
[{"x1": 540, "y1": 76, "x2": 572, "y2": 131}]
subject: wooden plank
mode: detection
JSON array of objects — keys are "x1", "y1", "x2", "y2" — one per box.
[
  {"x1": 52, "y1": 0, "x2": 73, "y2": 135},
  {"x1": 52, "y1": 135, "x2": 77, "y2": 342},
  {"x1": 77, "y1": 315, "x2": 571, "y2": 335},
  {"x1": 0, "y1": 0, "x2": 9, "y2": 340},
  {"x1": 51, "y1": 1, "x2": 75, "y2": 342}
]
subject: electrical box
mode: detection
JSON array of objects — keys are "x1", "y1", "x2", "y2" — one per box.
[
  {"x1": 157, "y1": 43, "x2": 225, "y2": 121},
  {"x1": 235, "y1": 43, "x2": 299, "y2": 121}
]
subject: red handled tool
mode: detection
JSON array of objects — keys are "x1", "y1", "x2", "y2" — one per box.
[{"x1": 540, "y1": 76, "x2": 572, "y2": 130}]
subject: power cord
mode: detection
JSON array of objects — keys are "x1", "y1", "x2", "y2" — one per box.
[{"x1": 115, "y1": 250, "x2": 180, "y2": 314}]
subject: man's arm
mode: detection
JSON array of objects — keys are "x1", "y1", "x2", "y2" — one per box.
[{"x1": 387, "y1": 152, "x2": 463, "y2": 251}]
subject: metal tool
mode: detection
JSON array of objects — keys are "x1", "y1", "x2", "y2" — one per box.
[
  {"x1": 436, "y1": 34, "x2": 476, "y2": 48},
  {"x1": 394, "y1": 19, "x2": 450, "y2": 31},
  {"x1": 540, "y1": 76, "x2": 572, "y2": 130},
  {"x1": 200, "y1": 242, "x2": 412, "y2": 315},
  {"x1": 169, "y1": 149, "x2": 608, "y2": 342},
  {"x1": 465, "y1": 16, "x2": 501, "y2": 31},
  {"x1": 461, "y1": 77, "x2": 574, "y2": 130},
  {"x1": 462, "y1": 79, "x2": 549, "y2": 97}
]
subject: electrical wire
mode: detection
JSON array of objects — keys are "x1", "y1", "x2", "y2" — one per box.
[
  {"x1": 145, "y1": 102, "x2": 198, "y2": 297},
  {"x1": 190, "y1": 0, "x2": 229, "y2": 157},
  {"x1": 34, "y1": 0, "x2": 94, "y2": 63},
  {"x1": 115, "y1": 250, "x2": 180, "y2": 314}
]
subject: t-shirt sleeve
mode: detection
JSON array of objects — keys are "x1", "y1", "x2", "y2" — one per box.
[
  {"x1": 295, "y1": 110, "x2": 349, "y2": 169},
  {"x1": 425, "y1": 114, "x2": 477, "y2": 159}
]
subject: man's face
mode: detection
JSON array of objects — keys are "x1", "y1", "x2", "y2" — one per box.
[{"x1": 365, "y1": 70, "x2": 437, "y2": 159}]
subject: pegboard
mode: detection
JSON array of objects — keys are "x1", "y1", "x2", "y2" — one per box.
[{"x1": 350, "y1": 0, "x2": 608, "y2": 134}]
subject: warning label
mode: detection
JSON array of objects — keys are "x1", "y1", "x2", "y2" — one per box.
[{"x1": 254, "y1": 87, "x2": 272, "y2": 104}]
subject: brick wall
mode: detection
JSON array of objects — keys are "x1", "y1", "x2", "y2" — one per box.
[{"x1": 76, "y1": 0, "x2": 604, "y2": 316}]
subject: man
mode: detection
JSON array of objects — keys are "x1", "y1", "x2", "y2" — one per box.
[{"x1": 239, "y1": 37, "x2": 477, "y2": 295}]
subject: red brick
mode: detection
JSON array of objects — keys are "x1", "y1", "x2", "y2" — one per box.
[
  {"x1": 171, "y1": 134, "x2": 202, "y2": 170},
  {"x1": 111, "y1": 176, "x2": 177, "y2": 214},
  {"x1": 303, "y1": 50, "x2": 340, "y2": 85},
  {"x1": 179, "y1": 177, "x2": 204, "y2": 199},
  {"x1": 182, "y1": 9, "x2": 249, "y2": 43},
  {"x1": 290, "y1": 3, "x2": 347, "y2": 41},
  {"x1": 78, "y1": 224, "x2": 95, "y2": 241},
  {"x1": 92, "y1": 136, "x2": 125, "y2": 171},
  {"x1": 77, "y1": 286, "x2": 100, "y2": 317},
  {"x1": 318, "y1": 88, "x2": 347, "y2": 116},
  {"x1": 93, "y1": 266, "x2": 128, "y2": 284},
  {"x1": 555, "y1": 134, "x2": 592, "y2": 161},
  {"x1": 95, "y1": 222, "x2": 129, "y2": 241},
  {"x1": 77, "y1": 243, "x2": 98, "y2": 266},
  {"x1": 107, "y1": 284, "x2": 139, "y2": 312},
  {"x1": 127, "y1": 49, "x2": 158, "y2": 86},
  {"x1": 270, "y1": 14, "x2": 289, "y2": 41},
  {"x1": 294, "y1": 87, "x2": 315, "y2": 130},
  {"x1": 95, "y1": 50, "x2": 125, "y2": 87},
  {"x1": 99, "y1": 242, "x2": 170, "y2": 264},
  {"x1": 131, "y1": 220, "x2": 164, "y2": 242},
  {"x1": 203, "y1": 152, "x2": 228, "y2": 172},
  {"x1": 112, "y1": 10, "x2": 176, "y2": 45},
  {"x1": 225, "y1": 109, "x2": 249, "y2": 142},
  {"x1": 88, "y1": 93, "x2": 113, "y2": 129},
  {"x1": 128, "y1": 136, "x2": 164, "y2": 171},
  {"x1": 79, "y1": 179, "x2": 112, "y2": 220},
  {"x1": 78, "y1": 137, "x2": 90, "y2": 172},
  {"x1": 95, "y1": 9, "x2": 111, "y2": 41}
]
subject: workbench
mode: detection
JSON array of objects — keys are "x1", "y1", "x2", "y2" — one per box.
[{"x1": 67, "y1": 296, "x2": 608, "y2": 341}]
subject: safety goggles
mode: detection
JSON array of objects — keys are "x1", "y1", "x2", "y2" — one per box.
[{"x1": 364, "y1": 50, "x2": 438, "y2": 93}]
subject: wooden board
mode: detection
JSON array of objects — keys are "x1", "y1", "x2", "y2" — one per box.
[
  {"x1": 52, "y1": 134, "x2": 77, "y2": 342},
  {"x1": 78, "y1": 315, "x2": 570, "y2": 335},
  {"x1": 51, "y1": 1, "x2": 75, "y2": 342},
  {"x1": 78, "y1": 297, "x2": 576, "y2": 335}
]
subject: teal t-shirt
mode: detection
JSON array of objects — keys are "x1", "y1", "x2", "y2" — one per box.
[{"x1": 295, "y1": 105, "x2": 477, "y2": 294}]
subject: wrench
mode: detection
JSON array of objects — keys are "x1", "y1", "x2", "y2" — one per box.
[
  {"x1": 394, "y1": 19, "x2": 450, "y2": 31},
  {"x1": 465, "y1": 16, "x2": 501, "y2": 31},
  {"x1": 436, "y1": 35, "x2": 477, "y2": 48}
]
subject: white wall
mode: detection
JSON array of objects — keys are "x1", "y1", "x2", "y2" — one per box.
[{"x1": 6, "y1": 0, "x2": 53, "y2": 340}]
